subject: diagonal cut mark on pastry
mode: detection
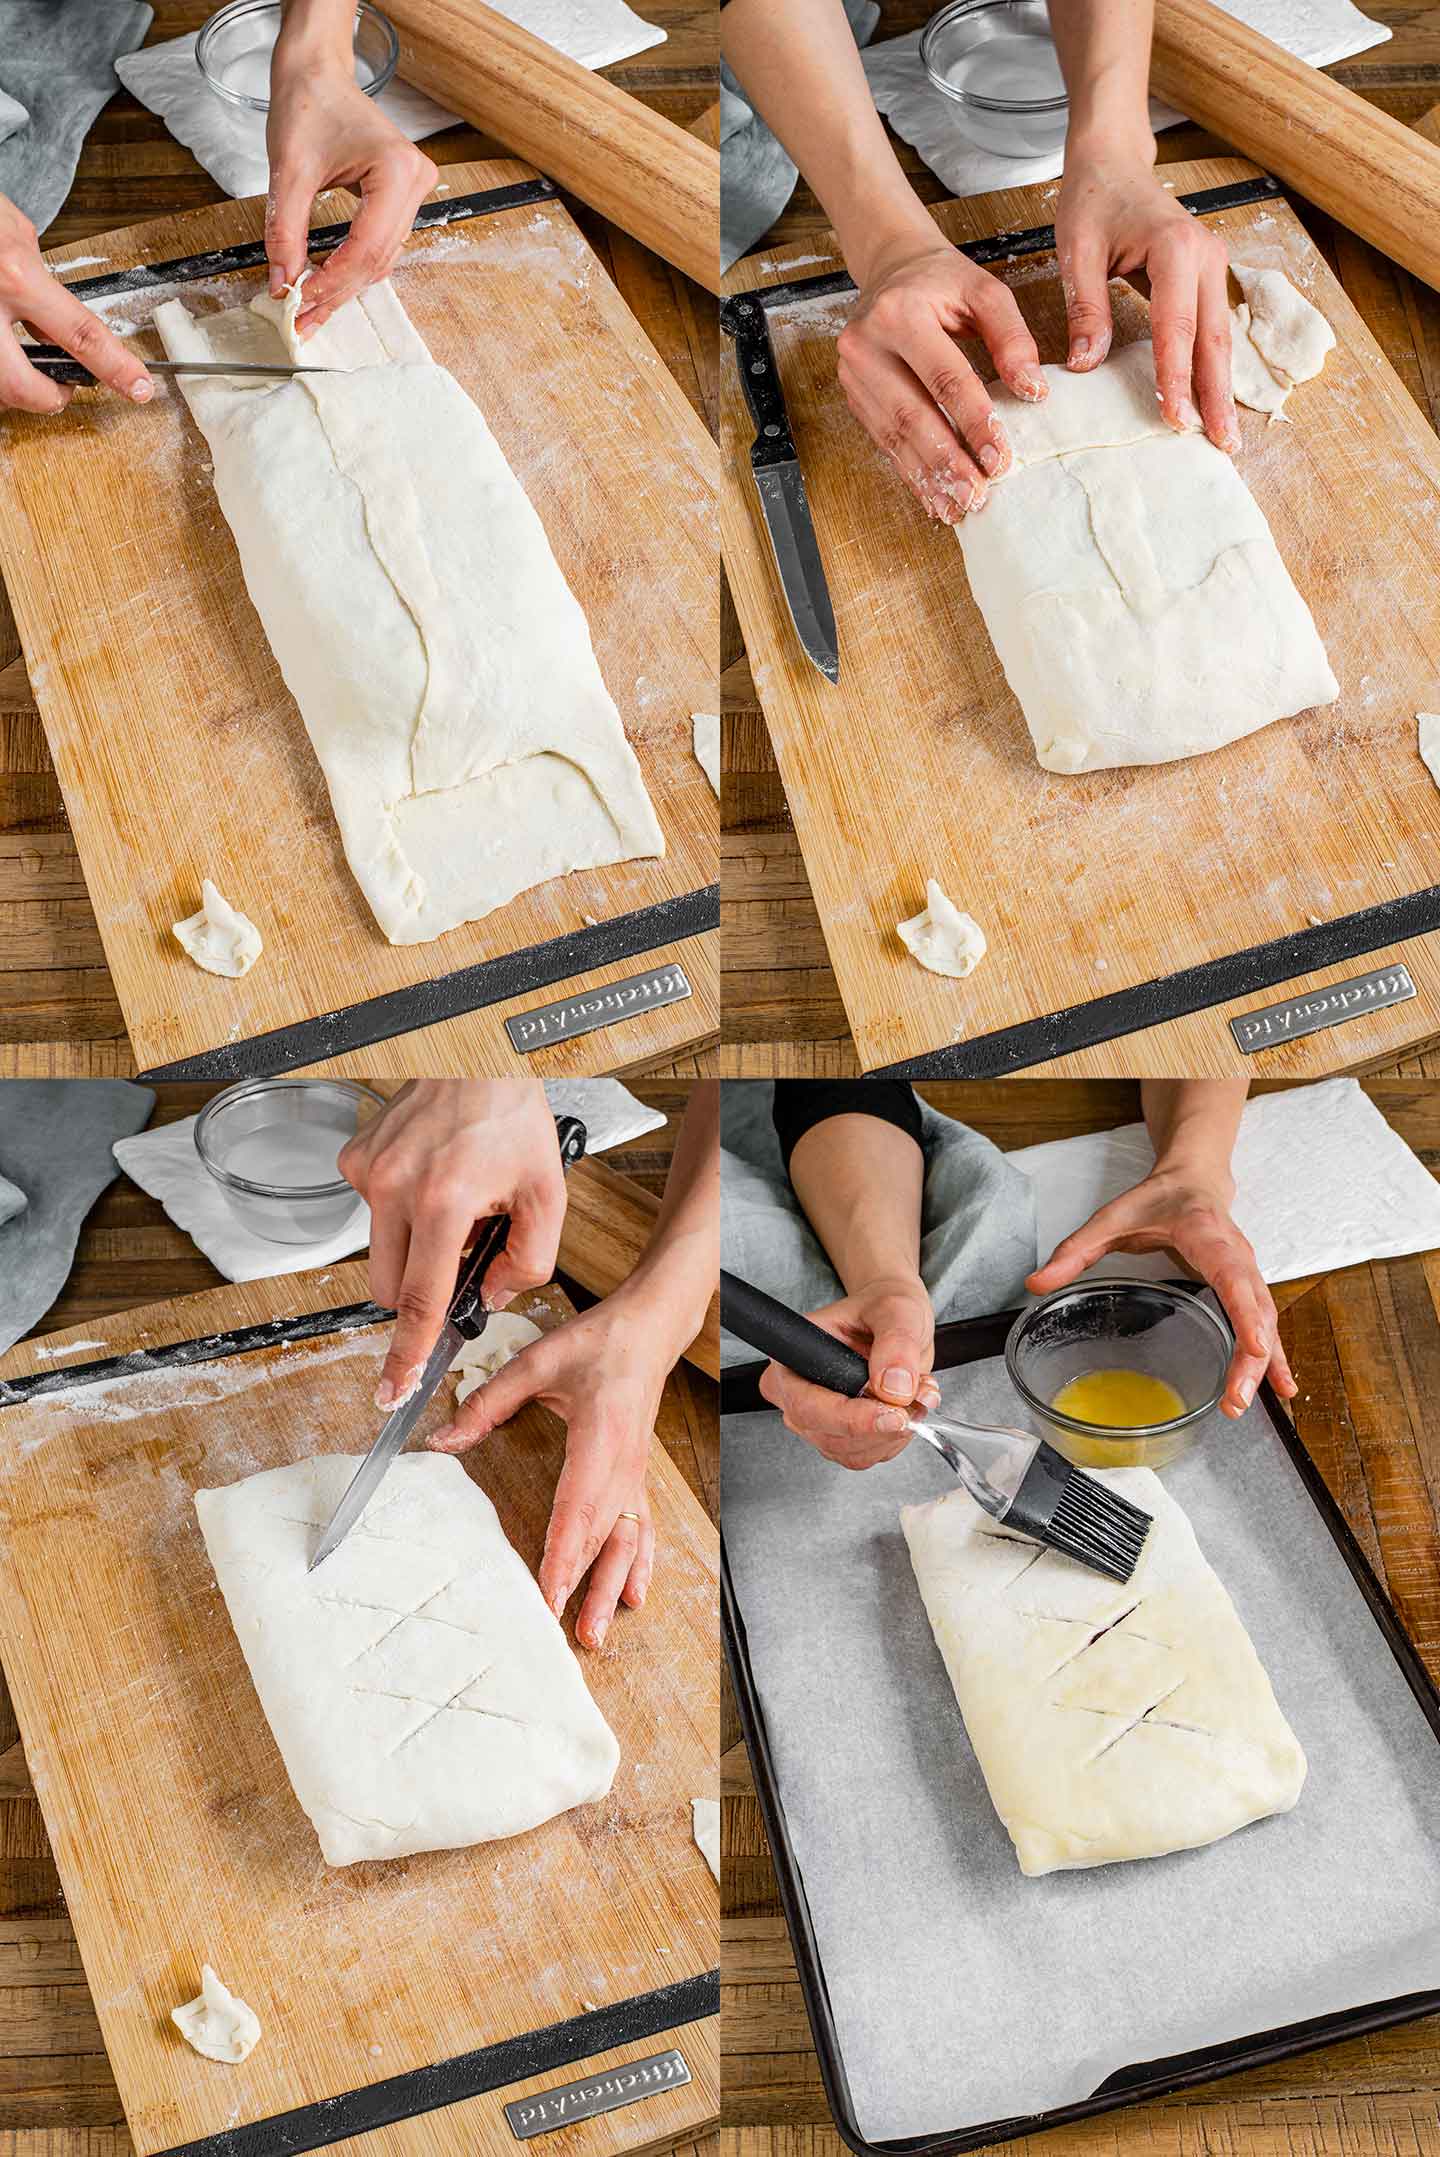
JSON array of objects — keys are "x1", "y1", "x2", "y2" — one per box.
[{"x1": 152, "y1": 276, "x2": 666, "y2": 945}]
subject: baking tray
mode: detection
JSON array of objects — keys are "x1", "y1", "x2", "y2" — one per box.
[{"x1": 720, "y1": 1301, "x2": 1440, "y2": 2155}]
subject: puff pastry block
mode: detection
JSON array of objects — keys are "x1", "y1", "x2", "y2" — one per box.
[{"x1": 196, "y1": 1454, "x2": 619, "y2": 1865}]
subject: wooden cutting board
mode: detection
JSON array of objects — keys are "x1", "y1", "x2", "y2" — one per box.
[
  {"x1": 0, "y1": 158, "x2": 718, "y2": 1083},
  {"x1": 721, "y1": 157, "x2": 1440, "y2": 1079},
  {"x1": 0, "y1": 1265, "x2": 718, "y2": 2157}
]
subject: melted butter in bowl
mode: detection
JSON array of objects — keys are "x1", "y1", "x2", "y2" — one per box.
[{"x1": 1048, "y1": 1367, "x2": 1189, "y2": 1466}]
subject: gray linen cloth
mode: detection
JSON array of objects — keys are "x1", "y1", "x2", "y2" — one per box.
[
  {"x1": 720, "y1": 1081, "x2": 1037, "y2": 1365},
  {"x1": 0, "y1": 2, "x2": 153, "y2": 233}
]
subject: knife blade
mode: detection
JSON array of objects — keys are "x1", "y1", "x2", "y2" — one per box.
[
  {"x1": 753, "y1": 461, "x2": 840, "y2": 685},
  {"x1": 727, "y1": 295, "x2": 840, "y2": 684},
  {"x1": 22, "y1": 344, "x2": 336, "y2": 384},
  {"x1": 308, "y1": 1114, "x2": 589, "y2": 1570}
]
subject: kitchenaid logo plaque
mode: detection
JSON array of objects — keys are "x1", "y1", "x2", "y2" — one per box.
[
  {"x1": 1230, "y1": 965, "x2": 1417, "y2": 1053},
  {"x1": 504, "y1": 2048, "x2": 691, "y2": 2138},
  {"x1": 505, "y1": 965, "x2": 692, "y2": 1052}
]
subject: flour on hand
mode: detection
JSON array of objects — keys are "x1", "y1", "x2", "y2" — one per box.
[
  {"x1": 172, "y1": 880, "x2": 263, "y2": 978},
  {"x1": 897, "y1": 881, "x2": 987, "y2": 979},
  {"x1": 171, "y1": 1964, "x2": 262, "y2": 2063}
]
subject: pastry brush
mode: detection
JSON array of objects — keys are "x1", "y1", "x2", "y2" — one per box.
[{"x1": 721, "y1": 1270, "x2": 1153, "y2": 1583}]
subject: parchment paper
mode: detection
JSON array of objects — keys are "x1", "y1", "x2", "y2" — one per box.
[{"x1": 723, "y1": 1354, "x2": 1440, "y2": 2143}]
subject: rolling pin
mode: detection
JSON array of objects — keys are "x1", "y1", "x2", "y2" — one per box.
[
  {"x1": 383, "y1": 0, "x2": 719, "y2": 294},
  {"x1": 1151, "y1": 0, "x2": 1440, "y2": 296}
]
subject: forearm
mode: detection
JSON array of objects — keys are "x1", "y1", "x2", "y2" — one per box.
[
  {"x1": 1140, "y1": 1080, "x2": 1249, "y2": 1197},
  {"x1": 1048, "y1": 0, "x2": 1156, "y2": 162},
  {"x1": 274, "y1": 0, "x2": 354, "y2": 72},
  {"x1": 721, "y1": 0, "x2": 937, "y2": 284},
  {"x1": 622, "y1": 1083, "x2": 719, "y2": 1359},
  {"x1": 788, "y1": 1114, "x2": 925, "y2": 1296}
]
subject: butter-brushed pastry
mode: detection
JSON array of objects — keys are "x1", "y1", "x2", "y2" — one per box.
[{"x1": 901, "y1": 1464, "x2": 1306, "y2": 1875}]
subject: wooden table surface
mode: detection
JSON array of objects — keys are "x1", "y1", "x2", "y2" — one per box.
[
  {"x1": 721, "y1": 1076, "x2": 1440, "y2": 2157},
  {"x1": 719, "y1": 0, "x2": 1440, "y2": 1081},
  {"x1": 0, "y1": 0, "x2": 718, "y2": 1083},
  {"x1": 0, "y1": 1076, "x2": 718, "y2": 2157}
]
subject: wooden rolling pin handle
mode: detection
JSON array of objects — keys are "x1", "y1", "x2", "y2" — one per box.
[
  {"x1": 383, "y1": 0, "x2": 719, "y2": 294},
  {"x1": 1151, "y1": 0, "x2": 1440, "y2": 296}
]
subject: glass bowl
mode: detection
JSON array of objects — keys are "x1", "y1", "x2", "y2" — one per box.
[
  {"x1": 920, "y1": 0, "x2": 1070, "y2": 159},
  {"x1": 1005, "y1": 1278, "x2": 1234, "y2": 1470},
  {"x1": 194, "y1": 1078, "x2": 385, "y2": 1245},
  {"x1": 196, "y1": 0, "x2": 399, "y2": 112}
]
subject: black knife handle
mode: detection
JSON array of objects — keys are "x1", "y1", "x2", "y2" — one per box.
[
  {"x1": 23, "y1": 345, "x2": 92, "y2": 385},
  {"x1": 449, "y1": 1115, "x2": 588, "y2": 1339},
  {"x1": 720, "y1": 1270, "x2": 871, "y2": 1398},
  {"x1": 721, "y1": 296, "x2": 797, "y2": 471}
]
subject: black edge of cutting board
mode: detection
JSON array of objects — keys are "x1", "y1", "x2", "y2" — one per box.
[
  {"x1": 720, "y1": 1303, "x2": 1440, "y2": 2157},
  {"x1": 0, "y1": 1302, "x2": 719, "y2": 2157}
]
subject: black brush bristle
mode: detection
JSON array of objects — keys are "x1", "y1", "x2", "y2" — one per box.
[{"x1": 1007, "y1": 1441, "x2": 1154, "y2": 1583}]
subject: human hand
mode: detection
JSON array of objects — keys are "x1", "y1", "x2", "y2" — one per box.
[
  {"x1": 1027, "y1": 1166, "x2": 1295, "y2": 1418},
  {"x1": 836, "y1": 235, "x2": 1046, "y2": 525},
  {"x1": 758, "y1": 1274, "x2": 941, "y2": 1467},
  {"x1": 338, "y1": 1080, "x2": 566, "y2": 1412},
  {"x1": 265, "y1": 54, "x2": 436, "y2": 334},
  {"x1": 1055, "y1": 149, "x2": 1237, "y2": 450},
  {"x1": 430, "y1": 1288, "x2": 663, "y2": 1649},
  {"x1": 0, "y1": 197, "x2": 153, "y2": 414}
]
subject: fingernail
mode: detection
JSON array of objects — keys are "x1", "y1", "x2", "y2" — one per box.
[
  {"x1": 1015, "y1": 369, "x2": 1046, "y2": 401},
  {"x1": 977, "y1": 443, "x2": 1001, "y2": 476},
  {"x1": 876, "y1": 1408, "x2": 907, "y2": 1433},
  {"x1": 1070, "y1": 337, "x2": 1090, "y2": 365},
  {"x1": 1239, "y1": 1377, "x2": 1256, "y2": 1406},
  {"x1": 374, "y1": 1379, "x2": 398, "y2": 1409},
  {"x1": 130, "y1": 378, "x2": 154, "y2": 403},
  {"x1": 1220, "y1": 425, "x2": 1241, "y2": 453},
  {"x1": 881, "y1": 1366, "x2": 914, "y2": 1398},
  {"x1": 1176, "y1": 397, "x2": 1201, "y2": 431},
  {"x1": 592, "y1": 1619, "x2": 609, "y2": 1647}
]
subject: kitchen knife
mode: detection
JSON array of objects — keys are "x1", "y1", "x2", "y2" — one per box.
[
  {"x1": 23, "y1": 344, "x2": 336, "y2": 384},
  {"x1": 729, "y1": 298, "x2": 839, "y2": 684},
  {"x1": 308, "y1": 1113, "x2": 588, "y2": 1571}
]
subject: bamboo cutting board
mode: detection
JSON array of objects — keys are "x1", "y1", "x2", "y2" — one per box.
[
  {"x1": 720, "y1": 158, "x2": 1440, "y2": 1079},
  {"x1": 0, "y1": 159, "x2": 718, "y2": 1082},
  {"x1": 0, "y1": 1265, "x2": 718, "y2": 2157}
]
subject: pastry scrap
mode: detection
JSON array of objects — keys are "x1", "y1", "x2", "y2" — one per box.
[
  {"x1": 450, "y1": 1311, "x2": 544, "y2": 1405},
  {"x1": 171, "y1": 1964, "x2": 262, "y2": 2063},
  {"x1": 692, "y1": 1795, "x2": 720, "y2": 1882},
  {"x1": 1229, "y1": 265, "x2": 1335, "y2": 418},
  {"x1": 1419, "y1": 713, "x2": 1440, "y2": 788},
  {"x1": 897, "y1": 881, "x2": 987, "y2": 978},
  {"x1": 692, "y1": 712, "x2": 720, "y2": 797},
  {"x1": 172, "y1": 880, "x2": 263, "y2": 978}
]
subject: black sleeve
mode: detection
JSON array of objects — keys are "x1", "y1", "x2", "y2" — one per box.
[{"x1": 771, "y1": 1082, "x2": 923, "y2": 1173}]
